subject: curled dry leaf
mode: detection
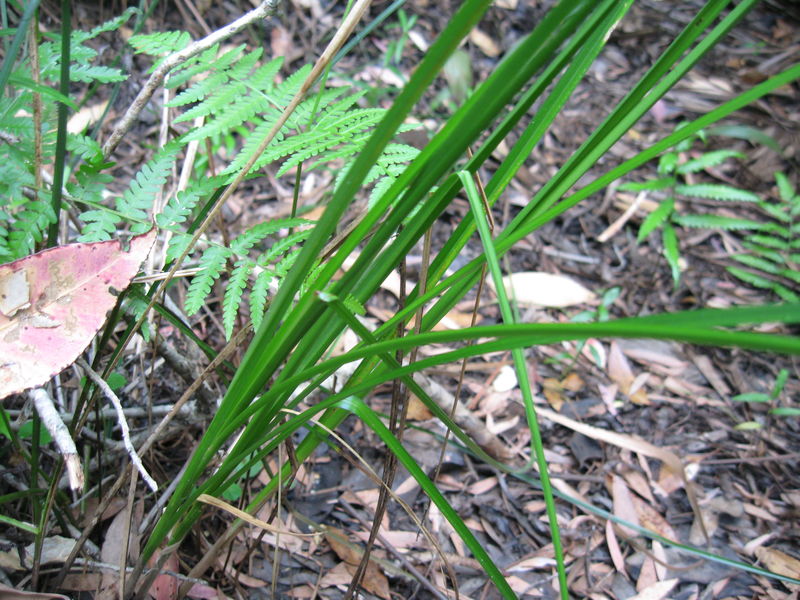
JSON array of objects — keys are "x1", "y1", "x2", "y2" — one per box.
[
  {"x1": 489, "y1": 271, "x2": 596, "y2": 308},
  {"x1": 0, "y1": 229, "x2": 156, "y2": 399},
  {"x1": 0, "y1": 583, "x2": 69, "y2": 600}
]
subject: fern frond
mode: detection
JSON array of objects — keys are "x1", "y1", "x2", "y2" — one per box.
[
  {"x1": 118, "y1": 142, "x2": 181, "y2": 228},
  {"x1": 129, "y1": 30, "x2": 191, "y2": 56},
  {"x1": 168, "y1": 45, "x2": 249, "y2": 105},
  {"x1": 618, "y1": 176, "x2": 675, "y2": 193},
  {"x1": 156, "y1": 176, "x2": 226, "y2": 230},
  {"x1": 70, "y1": 63, "x2": 127, "y2": 83},
  {"x1": 637, "y1": 198, "x2": 674, "y2": 242},
  {"x1": 675, "y1": 183, "x2": 759, "y2": 202},
  {"x1": 0, "y1": 157, "x2": 35, "y2": 208},
  {"x1": 181, "y1": 57, "x2": 285, "y2": 143},
  {"x1": 6, "y1": 200, "x2": 56, "y2": 259},
  {"x1": 758, "y1": 201, "x2": 791, "y2": 223},
  {"x1": 672, "y1": 214, "x2": 762, "y2": 230},
  {"x1": 775, "y1": 172, "x2": 796, "y2": 204},
  {"x1": 675, "y1": 150, "x2": 744, "y2": 174},
  {"x1": 122, "y1": 283, "x2": 153, "y2": 342},
  {"x1": 369, "y1": 175, "x2": 396, "y2": 208},
  {"x1": 67, "y1": 134, "x2": 103, "y2": 161},
  {"x1": 733, "y1": 254, "x2": 783, "y2": 275},
  {"x1": 249, "y1": 269, "x2": 274, "y2": 332},
  {"x1": 229, "y1": 218, "x2": 311, "y2": 256},
  {"x1": 73, "y1": 7, "x2": 138, "y2": 44},
  {"x1": 173, "y1": 49, "x2": 264, "y2": 124},
  {"x1": 745, "y1": 234, "x2": 790, "y2": 251},
  {"x1": 222, "y1": 260, "x2": 252, "y2": 339},
  {"x1": 166, "y1": 232, "x2": 193, "y2": 263},
  {"x1": 78, "y1": 142, "x2": 180, "y2": 241},
  {"x1": 185, "y1": 245, "x2": 231, "y2": 316}
]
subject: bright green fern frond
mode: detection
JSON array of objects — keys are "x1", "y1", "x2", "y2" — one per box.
[
  {"x1": 249, "y1": 269, "x2": 274, "y2": 332},
  {"x1": 70, "y1": 63, "x2": 128, "y2": 84},
  {"x1": 185, "y1": 245, "x2": 232, "y2": 316},
  {"x1": 369, "y1": 176, "x2": 396, "y2": 208},
  {"x1": 117, "y1": 141, "x2": 182, "y2": 230},
  {"x1": 174, "y1": 49, "x2": 264, "y2": 124},
  {"x1": 78, "y1": 142, "x2": 180, "y2": 241},
  {"x1": 675, "y1": 150, "x2": 744, "y2": 174},
  {"x1": 156, "y1": 176, "x2": 226, "y2": 230},
  {"x1": 675, "y1": 183, "x2": 759, "y2": 202},
  {"x1": 223, "y1": 260, "x2": 253, "y2": 339},
  {"x1": 672, "y1": 214, "x2": 762, "y2": 230},
  {"x1": 181, "y1": 58, "x2": 284, "y2": 143},
  {"x1": 0, "y1": 157, "x2": 35, "y2": 209},
  {"x1": 260, "y1": 229, "x2": 313, "y2": 264},
  {"x1": 73, "y1": 7, "x2": 138, "y2": 44},
  {"x1": 6, "y1": 200, "x2": 56, "y2": 259},
  {"x1": 775, "y1": 172, "x2": 797, "y2": 204},
  {"x1": 129, "y1": 30, "x2": 191, "y2": 56},
  {"x1": 229, "y1": 218, "x2": 311, "y2": 257},
  {"x1": 733, "y1": 254, "x2": 783, "y2": 275},
  {"x1": 746, "y1": 234, "x2": 790, "y2": 251},
  {"x1": 168, "y1": 45, "x2": 249, "y2": 106},
  {"x1": 638, "y1": 198, "x2": 674, "y2": 242},
  {"x1": 67, "y1": 134, "x2": 103, "y2": 161},
  {"x1": 166, "y1": 233, "x2": 193, "y2": 263}
]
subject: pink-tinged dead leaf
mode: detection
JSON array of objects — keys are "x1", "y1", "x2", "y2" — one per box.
[
  {"x1": 635, "y1": 556, "x2": 658, "y2": 592},
  {"x1": 605, "y1": 519, "x2": 627, "y2": 577},
  {"x1": 467, "y1": 476, "x2": 499, "y2": 495},
  {"x1": 608, "y1": 342, "x2": 649, "y2": 405},
  {"x1": 186, "y1": 584, "x2": 221, "y2": 599},
  {"x1": 630, "y1": 495, "x2": 677, "y2": 541},
  {"x1": 580, "y1": 338, "x2": 606, "y2": 368},
  {"x1": 620, "y1": 468, "x2": 656, "y2": 505},
  {"x1": 0, "y1": 584, "x2": 69, "y2": 600},
  {"x1": 629, "y1": 578, "x2": 679, "y2": 600},
  {"x1": 0, "y1": 229, "x2": 156, "y2": 399},
  {"x1": 148, "y1": 550, "x2": 179, "y2": 600},
  {"x1": 611, "y1": 475, "x2": 640, "y2": 538}
]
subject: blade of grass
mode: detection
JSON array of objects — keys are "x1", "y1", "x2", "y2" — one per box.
[{"x1": 459, "y1": 169, "x2": 568, "y2": 597}]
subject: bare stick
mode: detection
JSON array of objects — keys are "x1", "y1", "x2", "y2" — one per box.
[
  {"x1": 101, "y1": 0, "x2": 279, "y2": 157},
  {"x1": 29, "y1": 387, "x2": 84, "y2": 491},
  {"x1": 76, "y1": 358, "x2": 157, "y2": 492}
]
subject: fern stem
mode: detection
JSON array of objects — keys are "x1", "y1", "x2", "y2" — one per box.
[
  {"x1": 0, "y1": 0, "x2": 40, "y2": 97},
  {"x1": 47, "y1": 0, "x2": 71, "y2": 247}
]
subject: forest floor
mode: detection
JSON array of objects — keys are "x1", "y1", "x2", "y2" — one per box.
[{"x1": 11, "y1": 1, "x2": 800, "y2": 599}]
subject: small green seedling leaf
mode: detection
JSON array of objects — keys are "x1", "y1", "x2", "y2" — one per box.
[
  {"x1": 18, "y1": 421, "x2": 52, "y2": 445},
  {"x1": 733, "y1": 392, "x2": 771, "y2": 403},
  {"x1": 770, "y1": 407, "x2": 800, "y2": 417}
]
